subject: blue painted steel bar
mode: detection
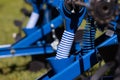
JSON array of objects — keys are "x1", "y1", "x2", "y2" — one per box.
[
  {"x1": 49, "y1": 35, "x2": 118, "y2": 80},
  {"x1": 12, "y1": 15, "x2": 63, "y2": 48},
  {"x1": 38, "y1": 50, "x2": 96, "y2": 80},
  {"x1": 97, "y1": 35, "x2": 118, "y2": 48},
  {"x1": 0, "y1": 45, "x2": 54, "y2": 58},
  {"x1": 38, "y1": 34, "x2": 118, "y2": 80},
  {"x1": 49, "y1": 50, "x2": 96, "y2": 80}
]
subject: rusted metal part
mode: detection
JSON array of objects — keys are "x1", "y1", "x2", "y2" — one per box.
[
  {"x1": 73, "y1": 0, "x2": 120, "y2": 24},
  {"x1": 89, "y1": 0, "x2": 119, "y2": 24}
]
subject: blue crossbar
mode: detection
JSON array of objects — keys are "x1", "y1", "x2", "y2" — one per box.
[
  {"x1": 38, "y1": 35, "x2": 118, "y2": 80},
  {"x1": 0, "y1": 45, "x2": 54, "y2": 58},
  {"x1": 12, "y1": 15, "x2": 63, "y2": 48}
]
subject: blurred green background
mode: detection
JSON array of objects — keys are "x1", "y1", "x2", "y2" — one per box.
[{"x1": 0, "y1": 0, "x2": 46, "y2": 80}]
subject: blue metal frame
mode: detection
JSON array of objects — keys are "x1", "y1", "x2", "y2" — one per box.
[
  {"x1": 0, "y1": 1, "x2": 119, "y2": 79},
  {"x1": 0, "y1": 45, "x2": 54, "y2": 58},
  {"x1": 12, "y1": 15, "x2": 63, "y2": 48},
  {"x1": 37, "y1": 34, "x2": 118, "y2": 80},
  {"x1": 0, "y1": 0, "x2": 63, "y2": 58},
  {"x1": 0, "y1": 15, "x2": 63, "y2": 57}
]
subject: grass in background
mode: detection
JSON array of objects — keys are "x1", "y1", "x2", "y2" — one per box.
[
  {"x1": 0, "y1": 56, "x2": 47, "y2": 80},
  {"x1": 0, "y1": 0, "x2": 31, "y2": 44},
  {"x1": 0, "y1": 0, "x2": 22, "y2": 44},
  {"x1": 0, "y1": 0, "x2": 46, "y2": 80}
]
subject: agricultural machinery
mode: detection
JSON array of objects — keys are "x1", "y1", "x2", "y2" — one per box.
[
  {"x1": 1, "y1": 0, "x2": 120, "y2": 80},
  {"x1": 36, "y1": 0, "x2": 120, "y2": 80}
]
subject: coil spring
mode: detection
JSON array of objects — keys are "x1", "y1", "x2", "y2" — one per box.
[{"x1": 81, "y1": 17, "x2": 96, "y2": 55}]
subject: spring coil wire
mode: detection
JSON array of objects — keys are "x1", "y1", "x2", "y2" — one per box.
[{"x1": 81, "y1": 17, "x2": 96, "y2": 55}]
